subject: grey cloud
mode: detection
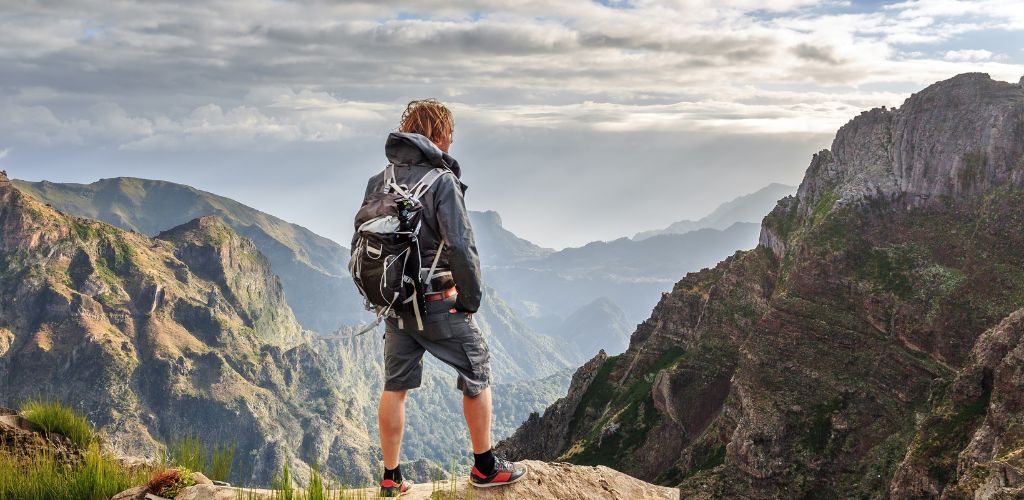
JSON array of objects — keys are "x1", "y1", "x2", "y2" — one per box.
[{"x1": 791, "y1": 42, "x2": 845, "y2": 64}]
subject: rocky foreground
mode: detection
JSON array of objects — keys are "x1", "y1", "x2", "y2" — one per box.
[{"x1": 113, "y1": 461, "x2": 678, "y2": 500}]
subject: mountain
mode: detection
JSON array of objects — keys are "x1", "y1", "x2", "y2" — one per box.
[
  {"x1": 468, "y1": 210, "x2": 554, "y2": 263},
  {"x1": 556, "y1": 297, "x2": 631, "y2": 358},
  {"x1": 0, "y1": 173, "x2": 375, "y2": 485},
  {"x1": 633, "y1": 183, "x2": 796, "y2": 241},
  {"x1": 12, "y1": 177, "x2": 366, "y2": 334},
  {"x1": 485, "y1": 222, "x2": 762, "y2": 327},
  {"x1": 498, "y1": 73, "x2": 1024, "y2": 498}
]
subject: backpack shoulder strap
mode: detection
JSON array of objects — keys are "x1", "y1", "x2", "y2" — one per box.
[
  {"x1": 409, "y1": 167, "x2": 452, "y2": 201},
  {"x1": 381, "y1": 163, "x2": 412, "y2": 197}
]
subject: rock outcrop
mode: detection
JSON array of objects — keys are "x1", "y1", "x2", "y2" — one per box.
[
  {"x1": 501, "y1": 73, "x2": 1024, "y2": 497},
  {"x1": 0, "y1": 173, "x2": 375, "y2": 484},
  {"x1": 154, "y1": 460, "x2": 679, "y2": 500}
]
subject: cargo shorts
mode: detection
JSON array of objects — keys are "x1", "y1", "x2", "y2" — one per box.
[{"x1": 383, "y1": 295, "x2": 492, "y2": 397}]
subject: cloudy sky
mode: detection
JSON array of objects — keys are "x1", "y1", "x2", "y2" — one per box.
[{"x1": 2, "y1": 0, "x2": 1022, "y2": 248}]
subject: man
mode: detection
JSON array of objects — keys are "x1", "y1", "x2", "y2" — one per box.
[{"x1": 354, "y1": 99, "x2": 527, "y2": 497}]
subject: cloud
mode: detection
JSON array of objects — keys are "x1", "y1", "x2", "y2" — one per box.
[
  {"x1": 943, "y1": 49, "x2": 994, "y2": 61},
  {"x1": 1, "y1": 0, "x2": 1023, "y2": 247},
  {"x1": 0, "y1": 148, "x2": 8, "y2": 160}
]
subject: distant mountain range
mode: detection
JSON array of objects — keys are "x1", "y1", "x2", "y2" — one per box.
[
  {"x1": 480, "y1": 221, "x2": 762, "y2": 330},
  {"x1": 633, "y1": 183, "x2": 795, "y2": 241}
]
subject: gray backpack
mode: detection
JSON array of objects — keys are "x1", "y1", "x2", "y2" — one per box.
[{"x1": 349, "y1": 164, "x2": 452, "y2": 334}]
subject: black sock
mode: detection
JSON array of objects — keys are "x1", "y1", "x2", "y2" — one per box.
[
  {"x1": 474, "y1": 449, "x2": 495, "y2": 475},
  {"x1": 383, "y1": 465, "x2": 402, "y2": 484}
]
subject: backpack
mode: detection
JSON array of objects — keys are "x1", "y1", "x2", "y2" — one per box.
[{"x1": 349, "y1": 164, "x2": 452, "y2": 334}]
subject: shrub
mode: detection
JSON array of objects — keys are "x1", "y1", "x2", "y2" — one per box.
[{"x1": 147, "y1": 468, "x2": 196, "y2": 499}]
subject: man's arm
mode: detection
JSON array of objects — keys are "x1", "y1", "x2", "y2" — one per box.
[{"x1": 434, "y1": 175, "x2": 483, "y2": 313}]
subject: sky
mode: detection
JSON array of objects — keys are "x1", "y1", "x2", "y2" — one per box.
[{"x1": 1, "y1": 0, "x2": 1022, "y2": 249}]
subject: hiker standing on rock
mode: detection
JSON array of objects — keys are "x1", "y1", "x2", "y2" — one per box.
[{"x1": 349, "y1": 99, "x2": 527, "y2": 496}]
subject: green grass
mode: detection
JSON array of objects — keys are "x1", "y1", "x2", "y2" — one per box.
[
  {"x1": 232, "y1": 460, "x2": 369, "y2": 500},
  {"x1": 164, "y1": 434, "x2": 237, "y2": 482},
  {"x1": 20, "y1": 399, "x2": 96, "y2": 449},
  {"x1": 0, "y1": 441, "x2": 152, "y2": 500}
]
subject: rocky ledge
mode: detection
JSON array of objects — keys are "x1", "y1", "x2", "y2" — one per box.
[{"x1": 116, "y1": 460, "x2": 679, "y2": 500}]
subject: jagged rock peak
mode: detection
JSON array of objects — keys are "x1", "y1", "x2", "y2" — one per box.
[
  {"x1": 475, "y1": 209, "x2": 503, "y2": 227},
  {"x1": 796, "y1": 72, "x2": 1024, "y2": 216},
  {"x1": 761, "y1": 73, "x2": 1024, "y2": 260}
]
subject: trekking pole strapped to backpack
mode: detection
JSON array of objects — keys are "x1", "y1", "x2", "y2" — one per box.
[{"x1": 348, "y1": 164, "x2": 452, "y2": 336}]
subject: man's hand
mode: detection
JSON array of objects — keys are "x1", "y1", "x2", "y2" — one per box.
[{"x1": 449, "y1": 307, "x2": 473, "y2": 319}]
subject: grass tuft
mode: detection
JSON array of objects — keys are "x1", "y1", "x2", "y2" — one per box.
[
  {"x1": 163, "y1": 434, "x2": 236, "y2": 482},
  {"x1": 19, "y1": 399, "x2": 96, "y2": 449},
  {"x1": 0, "y1": 441, "x2": 152, "y2": 500}
]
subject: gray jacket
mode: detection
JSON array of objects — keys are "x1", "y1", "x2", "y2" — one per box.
[{"x1": 352, "y1": 132, "x2": 484, "y2": 313}]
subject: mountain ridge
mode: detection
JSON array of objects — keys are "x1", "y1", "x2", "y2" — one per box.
[
  {"x1": 498, "y1": 72, "x2": 1024, "y2": 498},
  {"x1": 633, "y1": 183, "x2": 796, "y2": 241},
  {"x1": 12, "y1": 176, "x2": 366, "y2": 333}
]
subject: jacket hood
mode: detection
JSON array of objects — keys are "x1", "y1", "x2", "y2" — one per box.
[{"x1": 385, "y1": 131, "x2": 464, "y2": 180}]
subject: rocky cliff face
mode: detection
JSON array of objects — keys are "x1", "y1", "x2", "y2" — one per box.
[
  {"x1": 500, "y1": 73, "x2": 1024, "y2": 498},
  {"x1": 0, "y1": 173, "x2": 374, "y2": 485}
]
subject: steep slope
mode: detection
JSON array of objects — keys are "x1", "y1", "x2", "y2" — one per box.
[
  {"x1": 499, "y1": 73, "x2": 1024, "y2": 498},
  {"x1": 12, "y1": 177, "x2": 366, "y2": 333},
  {"x1": 0, "y1": 173, "x2": 375, "y2": 485},
  {"x1": 633, "y1": 183, "x2": 796, "y2": 240}
]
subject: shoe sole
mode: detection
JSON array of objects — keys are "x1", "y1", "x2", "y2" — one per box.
[
  {"x1": 468, "y1": 468, "x2": 528, "y2": 488},
  {"x1": 379, "y1": 484, "x2": 412, "y2": 497}
]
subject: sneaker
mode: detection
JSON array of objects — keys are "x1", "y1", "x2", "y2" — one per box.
[
  {"x1": 469, "y1": 457, "x2": 527, "y2": 488},
  {"x1": 379, "y1": 478, "x2": 412, "y2": 497}
]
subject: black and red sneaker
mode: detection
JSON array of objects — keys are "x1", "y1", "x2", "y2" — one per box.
[
  {"x1": 469, "y1": 457, "x2": 527, "y2": 488},
  {"x1": 379, "y1": 478, "x2": 412, "y2": 497}
]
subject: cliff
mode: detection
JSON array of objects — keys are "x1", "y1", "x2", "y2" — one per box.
[{"x1": 499, "y1": 73, "x2": 1024, "y2": 498}]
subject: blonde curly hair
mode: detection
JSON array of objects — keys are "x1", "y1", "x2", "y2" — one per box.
[{"x1": 399, "y1": 99, "x2": 454, "y2": 146}]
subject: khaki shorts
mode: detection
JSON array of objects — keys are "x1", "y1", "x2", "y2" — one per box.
[{"x1": 383, "y1": 295, "x2": 491, "y2": 397}]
